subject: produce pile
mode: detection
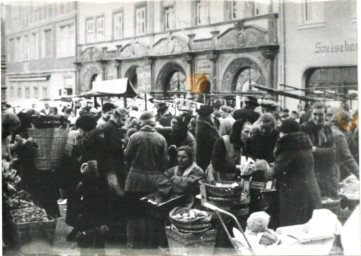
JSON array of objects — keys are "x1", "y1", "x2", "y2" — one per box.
[
  {"x1": 169, "y1": 207, "x2": 212, "y2": 233},
  {"x1": 11, "y1": 206, "x2": 49, "y2": 224},
  {"x1": 7, "y1": 194, "x2": 35, "y2": 209}
]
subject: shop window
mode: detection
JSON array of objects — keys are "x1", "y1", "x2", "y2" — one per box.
[
  {"x1": 136, "y1": 6, "x2": 146, "y2": 35},
  {"x1": 305, "y1": 66, "x2": 357, "y2": 95},
  {"x1": 86, "y1": 18, "x2": 94, "y2": 43},
  {"x1": 96, "y1": 16, "x2": 105, "y2": 41},
  {"x1": 114, "y1": 12, "x2": 123, "y2": 39}
]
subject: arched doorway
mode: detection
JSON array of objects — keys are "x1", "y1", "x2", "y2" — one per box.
[
  {"x1": 155, "y1": 62, "x2": 187, "y2": 99},
  {"x1": 125, "y1": 66, "x2": 138, "y2": 89},
  {"x1": 222, "y1": 57, "x2": 266, "y2": 92},
  {"x1": 89, "y1": 74, "x2": 98, "y2": 90},
  {"x1": 234, "y1": 67, "x2": 262, "y2": 92}
]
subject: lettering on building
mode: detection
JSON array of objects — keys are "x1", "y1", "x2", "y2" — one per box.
[{"x1": 315, "y1": 41, "x2": 358, "y2": 54}]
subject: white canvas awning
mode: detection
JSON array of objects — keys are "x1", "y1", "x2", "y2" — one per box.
[{"x1": 79, "y1": 78, "x2": 138, "y2": 98}]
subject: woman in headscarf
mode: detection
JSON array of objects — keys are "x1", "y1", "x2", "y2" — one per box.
[
  {"x1": 208, "y1": 120, "x2": 252, "y2": 182},
  {"x1": 156, "y1": 146, "x2": 204, "y2": 207}
]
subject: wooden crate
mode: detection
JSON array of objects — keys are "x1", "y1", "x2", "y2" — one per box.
[{"x1": 166, "y1": 226, "x2": 216, "y2": 256}]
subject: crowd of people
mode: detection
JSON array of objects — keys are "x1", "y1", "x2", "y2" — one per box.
[{"x1": 2, "y1": 95, "x2": 359, "y2": 252}]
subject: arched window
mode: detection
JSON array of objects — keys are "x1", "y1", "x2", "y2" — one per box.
[
  {"x1": 235, "y1": 67, "x2": 261, "y2": 91},
  {"x1": 165, "y1": 70, "x2": 186, "y2": 92}
]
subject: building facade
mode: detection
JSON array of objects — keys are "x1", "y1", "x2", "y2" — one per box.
[
  {"x1": 76, "y1": 0, "x2": 279, "y2": 104},
  {"x1": 280, "y1": 0, "x2": 357, "y2": 111},
  {"x1": 4, "y1": 1, "x2": 77, "y2": 107},
  {"x1": 1, "y1": 3, "x2": 7, "y2": 104}
]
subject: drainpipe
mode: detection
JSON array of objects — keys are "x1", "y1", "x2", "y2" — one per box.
[
  {"x1": 281, "y1": 0, "x2": 286, "y2": 108},
  {"x1": 75, "y1": 2, "x2": 79, "y2": 95}
]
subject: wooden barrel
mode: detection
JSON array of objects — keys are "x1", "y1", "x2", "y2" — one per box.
[{"x1": 28, "y1": 128, "x2": 69, "y2": 170}]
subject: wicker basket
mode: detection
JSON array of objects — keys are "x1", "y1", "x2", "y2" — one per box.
[
  {"x1": 169, "y1": 207, "x2": 212, "y2": 232},
  {"x1": 199, "y1": 180, "x2": 242, "y2": 198},
  {"x1": 10, "y1": 216, "x2": 57, "y2": 245},
  {"x1": 321, "y1": 197, "x2": 341, "y2": 215},
  {"x1": 166, "y1": 226, "x2": 216, "y2": 256},
  {"x1": 28, "y1": 128, "x2": 69, "y2": 170}
]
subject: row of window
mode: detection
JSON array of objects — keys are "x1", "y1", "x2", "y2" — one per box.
[
  {"x1": 85, "y1": 1, "x2": 256, "y2": 43},
  {"x1": 9, "y1": 2, "x2": 76, "y2": 30},
  {"x1": 8, "y1": 23, "x2": 75, "y2": 62},
  {"x1": 9, "y1": 84, "x2": 48, "y2": 100}
]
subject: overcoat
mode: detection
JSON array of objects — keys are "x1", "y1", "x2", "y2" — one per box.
[{"x1": 273, "y1": 132, "x2": 322, "y2": 227}]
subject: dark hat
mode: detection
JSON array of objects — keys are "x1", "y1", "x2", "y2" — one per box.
[
  {"x1": 213, "y1": 100, "x2": 223, "y2": 108},
  {"x1": 276, "y1": 119, "x2": 300, "y2": 134},
  {"x1": 102, "y1": 102, "x2": 117, "y2": 113},
  {"x1": 75, "y1": 114, "x2": 97, "y2": 132},
  {"x1": 139, "y1": 111, "x2": 156, "y2": 126},
  {"x1": 157, "y1": 102, "x2": 169, "y2": 112},
  {"x1": 245, "y1": 96, "x2": 259, "y2": 106},
  {"x1": 197, "y1": 105, "x2": 214, "y2": 117}
]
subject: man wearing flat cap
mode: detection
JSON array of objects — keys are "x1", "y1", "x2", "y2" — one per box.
[{"x1": 195, "y1": 105, "x2": 220, "y2": 171}]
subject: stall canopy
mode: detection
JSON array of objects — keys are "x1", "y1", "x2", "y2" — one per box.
[{"x1": 79, "y1": 78, "x2": 138, "y2": 98}]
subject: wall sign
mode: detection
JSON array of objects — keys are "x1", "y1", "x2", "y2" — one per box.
[{"x1": 315, "y1": 41, "x2": 357, "y2": 54}]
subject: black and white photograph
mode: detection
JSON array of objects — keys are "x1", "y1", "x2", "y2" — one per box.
[{"x1": 1, "y1": 0, "x2": 360, "y2": 255}]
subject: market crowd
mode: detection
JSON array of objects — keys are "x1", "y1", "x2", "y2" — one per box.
[{"x1": 2, "y1": 95, "x2": 359, "y2": 252}]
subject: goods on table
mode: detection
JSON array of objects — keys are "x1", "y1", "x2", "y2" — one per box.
[
  {"x1": 169, "y1": 207, "x2": 212, "y2": 233},
  {"x1": 259, "y1": 229, "x2": 279, "y2": 245},
  {"x1": 7, "y1": 197, "x2": 34, "y2": 210},
  {"x1": 339, "y1": 176, "x2": 359, "y2": 201},
  {"x1": 200, "y1": 180, "x2": 243, "y2": 198},
  {"x1": 11, "y1": 206, "x2": 49, "y2": 223}
]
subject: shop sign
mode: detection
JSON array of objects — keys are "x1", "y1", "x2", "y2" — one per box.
[{"x1": 315, "y1": 41, "x2": 357, "y2": 54}]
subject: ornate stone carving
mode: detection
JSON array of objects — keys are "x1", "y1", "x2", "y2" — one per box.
[
  {"x1": 79, "y1": 47, "x2": 102, "y2": 62},
  {"x1": 80, "y1": 64, "x2": 102, "y2": 92},
  {"x1": 117, "y1": 42, "x2": 149, "y2": 59},
  {"x1": 152, "y1": 36, "x2": 190, "y2": 55},
  {"x1": 218, "y1": 25, "x2": 268, "y2": 49},
  {"x1": 155, "y1": 62, "x2": 186, "y2": 91}
]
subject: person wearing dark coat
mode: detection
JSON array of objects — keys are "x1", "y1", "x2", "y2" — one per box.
[
  {"x1": 273, "y1": 119, "x2": 322, "y2": 227},
  {"x1": 245, "y1": 113, "x2": 279, "y2": 163},
  {"x1": 71, "y1": 115, "x2": 109, "y2": 248},
  {"x1": 124, "y1": 111, "x2": 169, "y2": 249},
  {"x1": 195, "y1": 105, "x2": 220, "y2": 171},
  {"x1": 328, "y1": 109, "x2": 359, "y2": 180},
  {"x1": 232, "y1": 96, "x2": 260, "y2": 124},
  {"x1": 301, "y1": 102, "x2": 338, "y2": 197},
  {"x1": 210, "y1": 120, "x2": 252, "y2": 181}
]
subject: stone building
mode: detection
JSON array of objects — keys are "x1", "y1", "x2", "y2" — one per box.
[
  {"x1": 76, "y1": 1, "x2": 279, "y2": 105},
  {"x1": 4, "y1": 1, "x2": 77, "y2": 107}
]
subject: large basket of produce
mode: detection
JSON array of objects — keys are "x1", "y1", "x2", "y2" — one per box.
[
  {"x1": 140, "y1": 192, "x2": 187, "y2": 219},
  {"x1": 6, "y1": 190, "x2": 35, "y2": 210},
  {"x1": 169, "y1": 207, "x2": 212, "y2": 233},
  {"x1": 28, "y1": 128, "x2": 69, "y2": 170},
  {"x1": 321, "y1": 197, "x2": 341, "y2": 215},
  {"x1": 10, "y1": 206, "x2": 57, "y2": 245},
  {"x1": 199, "y1": 180, "x2": 242, "y2": 198}
]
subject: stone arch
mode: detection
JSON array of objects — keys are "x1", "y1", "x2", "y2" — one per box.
[
  {"x1": 124, "y1": 65, "x2": 139, "y2": 89},
  {"x1": 155, "y1": 62, "x2": 186, "y2": 92},
  {"x1": 81, "y1": 64, "x2": 103, "y2": 92},
  {"x1": 221, "y1": 57, "x2": 267, "y2": 92}
]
